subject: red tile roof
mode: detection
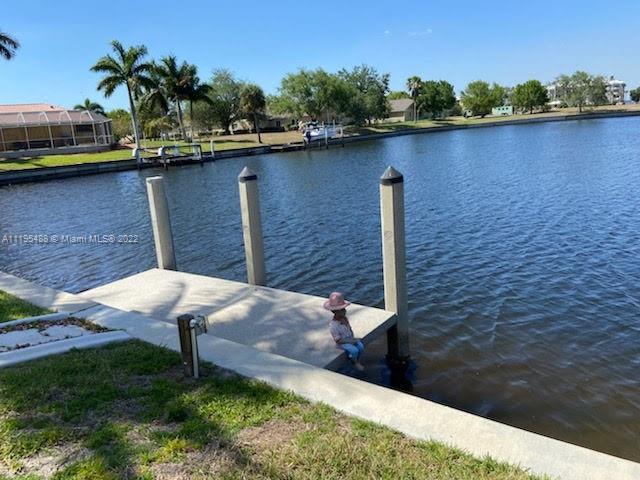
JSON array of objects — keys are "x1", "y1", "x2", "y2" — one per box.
[{"x1": 0, "y1": 103, "x2": 66, "y2": 113}]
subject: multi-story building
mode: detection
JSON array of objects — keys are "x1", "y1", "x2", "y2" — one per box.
[{"x1": 605, "y1": 76, "x2": 625, "y2": 104}]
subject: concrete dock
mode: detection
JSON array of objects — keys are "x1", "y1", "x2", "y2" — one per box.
[{"x1": 80, "y1": 268, "x2": 397, "y2": 369}]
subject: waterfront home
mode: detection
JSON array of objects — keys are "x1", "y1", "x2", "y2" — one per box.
[
  {"x1": 387, "y1": 99, "x2": 416, "y2": 122},
  {"x1": 231, "y1": 113, "x2": 293, "y2": 133},
  {"x1": 0, "y1": 103, "x2": 114, "y2": 158}
]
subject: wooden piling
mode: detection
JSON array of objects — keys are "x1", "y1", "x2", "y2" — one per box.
[
  {"x1": 238, "y1": 167, "x2": 266, "y2": 286},
  {"x1": 380, "y1": 166, "x2": 410, "y2": 359},
  {"x1": 145, "y1": 176, "x2": 177, "y2": 270}
]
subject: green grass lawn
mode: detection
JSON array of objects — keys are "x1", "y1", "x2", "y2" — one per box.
[
  {"x1": 346, "y1": 113, "x2": 553, "y2": 135},
  {"x1": 0, "y1": 140, "x2": 261, "y2": 172},
  {"x1": 0, "y1": 290, "x2": 50, "y2": 323},
  {"x1": 0, "y1": 149, "x2": 143, "y2": 172},
  {"x1": 0, "y1": 340, "x2": 544, "y2": 479}
]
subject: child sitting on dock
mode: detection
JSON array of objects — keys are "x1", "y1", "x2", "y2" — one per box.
[{"x1": 324, "y1": 292, "x2": 365, "y2": 371}]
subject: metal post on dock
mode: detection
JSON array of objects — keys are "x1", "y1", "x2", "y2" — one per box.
[
  {"x1": 145, "y1": 176, "x2": 177, "y2": 270},
  {"x1": 209, "y1": 140, "x2": 216, "y2": 160},
  {"x1": 238, "y1": 166, "x2": 266, "y2": 286},
  {"x1": 177, "y1": 313, "x2": 207, "y2": 378},
  {"x1": 380, "y1": 166, "x2": 410, "y2": 361},
  {"x1": 177, "y1": 314, "x2": 195, "y2": 376}
]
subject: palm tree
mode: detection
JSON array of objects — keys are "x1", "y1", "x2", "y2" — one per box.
[
  {"x1": 240, "y1": 84, "x2": 266, "y2": 143},
  {"x1": 0, "y1": 31, "x2": 19, "y2": 60},
  {"x1": 74, "y1": 98, "x2": 106, "y2": 115},
  {"x1": 406, "y1": 76, "x2": 423, "y2": 122},
  {"x1": 154, "y1": 56, "x2": 193, "y2": 140},
  {"x1": 90, "y1": 40, "x2": 154, "y2": 160},
  {"x1": 183, "y1": 65, "x2": 211, "y2": 141}
]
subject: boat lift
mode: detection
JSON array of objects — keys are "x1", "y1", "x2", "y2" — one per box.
[
  {"x1": 131, "y1": 144, "x2": 204, "y2": 169},
  {"x1": 302, "y1": 122, "x2": 345, "y2": 149}
]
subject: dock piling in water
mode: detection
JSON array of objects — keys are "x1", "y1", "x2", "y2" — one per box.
[
  {"x1": 380, "y1": 166, "x2": 410, "y2": 360},
  {"x1": 238, "y1": 167, "x2": 266, "y2": 286},
  {"x1": 145, "y1": 176, "x2": 177, "y2": 270}
]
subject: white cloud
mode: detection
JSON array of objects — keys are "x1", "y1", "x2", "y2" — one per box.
[
  {"x1": 409, "y1": 28, "x2": 433, "y2": 37},
  {"x1": 384, "y1": 29, "x2": 391, "y2": 35}
]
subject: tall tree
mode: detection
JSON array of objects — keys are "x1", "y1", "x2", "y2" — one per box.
[
  {"x1": 339, "y1": 65, "x2": 390, "y2": 125},
  {"x1": 277, "y1": 68, "x2": 347, "y2": 121},
  {"x1": 183, "y1": 64, "x2": 211, "y2": 140},
  {"x1": 406, "y1": 76, "x2": 423, "y2": 122},
  {"x1": 74, "y1": 98, "x2": 106, "y2": 115},
  {"x1": 240, "y1": 83, "x2": 266, "y2": 143},
  {"x1": 154, "y1": 56, "x2": 193, "y2": 139},
  {"x1": 417, "y1": 80, "x2": 456, "y2": 118},
  {"x1": 630, "y1": 87, "x2": 640, "y2": 103},
  {"x1": 91, "y1": 40, "x2": 154, "y2": 156},
  {"x1": 141, "y1": 64, "x2": 170, "y2": 116},
  {"x1": 512, "y1": 80, "x2": 549, "y2": 114},
  {"x1": 555, "y1": 71, "x2": 607, "y2": 113},
  {"x1": 460, "y1": 81, "x2": 504, "y2": 117},
  {"x1": 208, "y1": 69, "x2": 243, "y2": 134},
  {"x1": 590, "y1": 75, "x2": 608, "y2": 106},
  {"x1": 0, "y1": 31, "x2": 19, "y2": 60}
]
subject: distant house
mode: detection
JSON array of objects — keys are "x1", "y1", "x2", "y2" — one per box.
[
  {"x1": 0, "y1": 103, "x2": 114, "y2": 158},
  {"x1": 231, "y1": 113, "x2": 295, "y2": 133},
  {"x1": 387, "y1": 99, "x2": 415, "y2": 122}
]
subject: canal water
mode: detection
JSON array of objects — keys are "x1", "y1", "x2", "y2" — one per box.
[{"x1": 1, "y1": 116, "x2": 639, "y2": 461}]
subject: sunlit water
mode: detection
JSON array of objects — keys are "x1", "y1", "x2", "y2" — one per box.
[{"x1": 1, "y1": 117, "x2": 639, "y2": 460}]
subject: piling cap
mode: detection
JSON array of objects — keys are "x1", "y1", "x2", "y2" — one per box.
[
  {"x1": 238, "y1": 166, "x2": 257, "y2": 182},
  {"x1": 146, "y1": 175, "x2": 164, "y2": 184},
  {"x1": 380, "y1": 166, "x2": 404, "y2": 185}
]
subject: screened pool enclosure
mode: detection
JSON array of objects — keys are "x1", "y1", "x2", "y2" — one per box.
[{"x1": 0, "y1": 104, "x2": 114, "y2": 156}]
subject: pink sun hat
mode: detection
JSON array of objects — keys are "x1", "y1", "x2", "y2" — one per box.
[{"x1": 323, "y1": 292, "x2": 351, "y2": 311}]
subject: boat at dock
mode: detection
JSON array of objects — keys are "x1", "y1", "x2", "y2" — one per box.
[{"x1": 302, "y1": 122, "x2": 343, "y2": 143}]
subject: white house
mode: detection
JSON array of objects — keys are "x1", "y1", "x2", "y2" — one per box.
[{"x1": 605, "y1": 76, "x2": 625, "y2": 104}]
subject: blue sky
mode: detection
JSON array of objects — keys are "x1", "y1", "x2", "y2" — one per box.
[{"x1": 2, "y1": 0, "x2": 639, "y2": 110}]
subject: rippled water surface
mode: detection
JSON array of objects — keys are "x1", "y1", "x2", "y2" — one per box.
[{"x1": 2, "y1": 117, "x2": 639, "y2": 460}]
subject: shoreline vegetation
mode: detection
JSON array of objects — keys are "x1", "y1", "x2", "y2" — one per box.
[
  {"x1": 0, "y1": 292, "x2": 544, "y2": 479},
  {"x1": 1, "y1": 104, "x2": 638, "y2": 172}
]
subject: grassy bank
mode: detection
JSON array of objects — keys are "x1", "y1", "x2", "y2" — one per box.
[
  {"x1": 0, "y1": 290, "x2": 50, "y2": 322},
  {"x1": 0, "y1": 140, "x2": 260, "y2": 172},
  {"x1": 0, "y1": 149, "x2": 148, "y2": 172},
  {"x1": 0, "y1": 340, "x2": 542, "y2": 480}
]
